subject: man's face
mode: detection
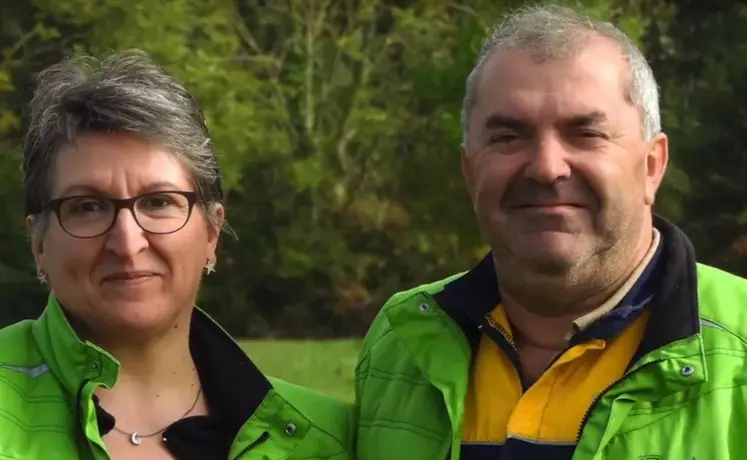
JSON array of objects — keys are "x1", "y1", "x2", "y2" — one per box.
[{"x1": 462, "y1": 38, "x2": 668, "y2": 276}]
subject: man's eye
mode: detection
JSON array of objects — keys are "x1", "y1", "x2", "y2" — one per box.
[
  {"x1": 577, "y1": 130, "x2": 606, "y2": 139},
  {"x1": 489, "y1": 133, "x2": 520, "y2": 144}
]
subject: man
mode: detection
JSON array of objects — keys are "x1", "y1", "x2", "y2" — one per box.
[{"x1": 354, "y1": 4, "x2": 747, "y2": 460}]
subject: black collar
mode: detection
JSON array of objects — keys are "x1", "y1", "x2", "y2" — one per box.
[
  {"x1": 433, "y1": 215, "x2": 701, "y2": 361},
  {"x1": 634, "y1": 215, "x2": 700, "y2": 360},
  {"x1": 94, "y1": 309, "x2": 271, "y2": 459}
]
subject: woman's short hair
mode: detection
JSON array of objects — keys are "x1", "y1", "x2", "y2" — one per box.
[{"x1": 23, "y1": 49, "x2": 224, "y2": 228}]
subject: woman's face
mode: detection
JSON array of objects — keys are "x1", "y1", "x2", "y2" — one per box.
[{"x1": 28, "y1": 132, "x2": 223, "y2": 341}]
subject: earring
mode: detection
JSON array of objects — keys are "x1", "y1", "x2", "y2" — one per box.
[
  {"x1": 37, "y1": 269, "x2": 48, "y2": 285},
  {"x1": 204, "y1": 260, "x2": 216, "y2": 275}
]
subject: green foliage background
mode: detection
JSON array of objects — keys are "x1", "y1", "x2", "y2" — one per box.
[{"x1": 1, "y1": 0, "x2": 745, "y2": 336}]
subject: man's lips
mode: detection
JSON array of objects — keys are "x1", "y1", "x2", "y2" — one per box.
[{"x1": 512, "y1": 202, "x2": 585, "y2": 209}]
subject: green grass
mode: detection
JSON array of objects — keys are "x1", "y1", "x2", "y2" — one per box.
[{"x1": 240, "y1": 339, "x2": 361, "y2": 402}]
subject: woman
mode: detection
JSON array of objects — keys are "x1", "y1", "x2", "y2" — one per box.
[{"x1": 0, "y1": 50, "x2": 352, "y2": 460}]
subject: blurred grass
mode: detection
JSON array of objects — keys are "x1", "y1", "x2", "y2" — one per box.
[{"x1": 240, "y1": 339, "x2": 361, "y2": 402}]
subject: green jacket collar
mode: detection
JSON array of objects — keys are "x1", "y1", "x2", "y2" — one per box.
[
  {"x1": 30, "y1": 294, "x2": 280, "y2": 454},
  {"x1": 31, "y1": 294, "x2": 119, "y2": 396}
]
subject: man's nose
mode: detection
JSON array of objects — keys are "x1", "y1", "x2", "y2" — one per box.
[{"x1": 524, "y1": 134, "x2": 572, "y2": 183}]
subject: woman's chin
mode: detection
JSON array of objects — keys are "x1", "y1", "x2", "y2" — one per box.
[
  {"x1": 99, "y1": 275, "x2": 161, "y2": 298},
  {"x1": 96, "y1": 300, "x2": 180, "y2": 336}
]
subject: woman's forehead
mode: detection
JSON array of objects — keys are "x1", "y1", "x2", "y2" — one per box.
[{"x1": 53, "y1": 133, "x2": 193, "y2": 197}]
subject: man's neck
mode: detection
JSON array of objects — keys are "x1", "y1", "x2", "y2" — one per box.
[{"x1": 500, "y1": 226, "x2": 657, "y2": 375}]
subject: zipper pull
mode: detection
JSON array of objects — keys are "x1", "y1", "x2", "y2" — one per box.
[{"x1": 233, "y1": 431, "x2": 271, "y2": 460}]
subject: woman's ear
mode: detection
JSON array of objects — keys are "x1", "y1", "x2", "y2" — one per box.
[
  {"x1": 206, "y1": 203, "x2": 225, "y2": 262},
  {"x1": 25, "y1": 215, "x2": 45, "y2": 270}
]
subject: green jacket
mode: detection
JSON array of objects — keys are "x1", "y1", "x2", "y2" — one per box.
[
  {"x1": 355, "y1": 217, "x2": 747, "y2": 459},
  {"x1": 0, "y1": 296, "x2": 353, "y2": 460}
]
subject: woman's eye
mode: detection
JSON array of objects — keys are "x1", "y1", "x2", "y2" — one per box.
[
  {"x1": 72, "y1": 200, "x2": 104, "y2": 214},
  {"x1": 143, "y1": 195, "x2": 173, "y2": 208}
]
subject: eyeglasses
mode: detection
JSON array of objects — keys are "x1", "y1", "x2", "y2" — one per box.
[{"x1": 45, "y1": 191, "x2": 200, "y2": 239}]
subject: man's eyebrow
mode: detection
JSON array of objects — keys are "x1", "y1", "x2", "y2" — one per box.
[
  {"x1": 482, "y1": 111, "x2": 609, "y2": 132},
  {"x1": 564, "y1": 111, "x2": 609, "y2": 127},
  {"x1": 484, "y1": 113, "x2": 531, "y2": 130}
]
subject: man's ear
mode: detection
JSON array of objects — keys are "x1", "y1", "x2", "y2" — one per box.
[
  {"x1": 644, "y1": 132, "x2": 669, "y2": 206},
  {"x1": 461, "y1": 145, "x2": 476, "y2": 202}
]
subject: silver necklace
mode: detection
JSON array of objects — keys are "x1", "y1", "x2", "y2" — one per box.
[{"x1": 111, "y1": 385, "x2": 202, "y2": 446}]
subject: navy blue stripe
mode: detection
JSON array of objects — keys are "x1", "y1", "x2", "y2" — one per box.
[
  {"x1": 460, "y1": 442, "x2": 503, "y2": 460},
  {"x1": 461, "y1": 438, "x2": 576, "y2": 460},
  {"x1": 499, "y1": 438, "x2": 575, "y2": 460}
]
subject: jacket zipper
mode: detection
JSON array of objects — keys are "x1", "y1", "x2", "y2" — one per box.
[
  {"x1": 233, "y1": 431, "x2": 271, "y2": 460},
  {"x1": 575, "y1": 360, "x2": 661, "y2": 443},
  {"x1": 480, "y1": 319, "x2": 529, "y2": 389},
  {"x1": 576, "y1": 380, "x2": 619, "y2": 442},
  {"x1": 508, "y1": 342, "x2": 529, "y2": 390}
]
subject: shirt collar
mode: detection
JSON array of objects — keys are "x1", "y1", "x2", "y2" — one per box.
[
  {"x1": 433, "y1": 215, "x2": 698, "y2": 356},
  {"x1": 571, "y1": 228, "x2": 662, "y2": 334}
]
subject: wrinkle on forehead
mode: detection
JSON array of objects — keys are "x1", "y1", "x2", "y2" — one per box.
[
  {"x1": 52, "y1": 132, "x2": 192, "y2": 198},
  {"x1": 473, "y1": 40, "x2": 635, "y2": 127}
]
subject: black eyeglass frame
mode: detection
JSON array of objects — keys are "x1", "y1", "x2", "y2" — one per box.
[{"x1": 44, "y1": 191, "x2": 200, "y2": 239}]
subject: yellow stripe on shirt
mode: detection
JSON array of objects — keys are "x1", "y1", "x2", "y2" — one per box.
[{"x1": 462, "y1": 305, "x2": 649, "y2": 450}]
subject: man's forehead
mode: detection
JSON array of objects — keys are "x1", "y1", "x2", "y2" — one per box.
[
  {"x1": 473, "y1": 45, "x2": 631, "y2": 124},
  {"x1": 475, "y1": 86, "x2": 619, "y2": 128}
]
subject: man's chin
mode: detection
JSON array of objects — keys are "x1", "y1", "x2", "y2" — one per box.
[
  {"x1": 522, "y1": 256, "x2": 578, "y2": 277},
  {"x1": 507, "y1": 238, "x2": 589, "y2": 276}
]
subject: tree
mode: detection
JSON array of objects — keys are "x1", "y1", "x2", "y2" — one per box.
[{"x1": 643, "y1": 0, "x2": 747, "y2": 275}]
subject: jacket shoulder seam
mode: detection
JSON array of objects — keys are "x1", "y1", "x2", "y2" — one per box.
[{"x1": 700, "y1": 316, "x2": 747, "y2": 348}]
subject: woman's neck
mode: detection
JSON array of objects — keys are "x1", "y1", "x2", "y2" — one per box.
[
  {"x1": 66, "y1": 306, "x2": 197, "y2": 393},
  {"x1": 105, "y1": 326, "x2": 197, "y2": 394},
  {"x1": 92, "y1": 317, "x2": 207, "y2": 439},
  {"x1": 88, "y1": 312, "x2": 202, "y2": 411}
]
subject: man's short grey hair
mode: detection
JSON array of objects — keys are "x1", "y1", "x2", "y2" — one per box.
[
  {"x1": 23, "y1": 49, "x2": 225, "y2": 232},
  {"x1": 461, "y1": 4, "x2": 661, "y2": 144}
]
